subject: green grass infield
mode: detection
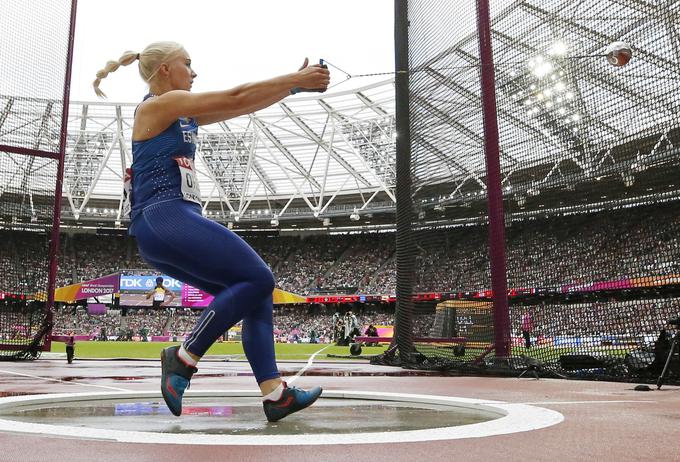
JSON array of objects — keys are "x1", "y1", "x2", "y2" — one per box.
[{"x1": 51, "y1": 340, "x2": 387, "y2": 360}]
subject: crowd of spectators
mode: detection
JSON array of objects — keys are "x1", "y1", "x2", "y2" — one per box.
[
  {"x1": 3, "y1": 204, "x2": 678, "y2": 297},
  {"x1": 0, "y1": 230, "x2": 51, "y2": 293},
  {"x1": 51, "y1": 304, "x2": 436, "y2": 343},
  {"x1": 123, "y1": 308, "x2": 169, "y2": 337},
  {"x1": 369, "y1": 203, "x2": 680, "y2": 294},
  {"x1": 66, "y1": 234, "x2": 134, "y2": 282},
  {"x1": 510, "y1": 297, "x2": 680, "y2": 339},
  {"x1": 52, "y1": 305, "x2": 120, "y2": 338},
  {"x1": 271, "y1": 306, "x2": 334, "y2": 342},
  {"x1": 0, "y1": 231, "x2": 150, "y2": 294},
  {"x1": 167, "y1": 308, "x2": 200, "y2": 337},
  {"x1": 275, "y1": 235, "x2": 348, "y2": 293},
  {"x1": 50, "y1": 295, "x2": 677, "y2": 346},
  {"x1": 321, "y1": 234, "x2": 394, "y2": 291},
  {"x1": 3, "y1": 203, "x2": 680, "y2": 343}
]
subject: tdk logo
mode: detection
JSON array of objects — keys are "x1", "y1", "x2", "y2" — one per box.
[
  {"x1": 120, "y1": 276, "x2": 182, "y2": 291},
  {"x1": 120, "y1": 279, "x2": 142, "y2": 288}
]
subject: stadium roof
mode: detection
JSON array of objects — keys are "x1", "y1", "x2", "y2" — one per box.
[
  {"x1": 0, "y1": 0, "x2": 678, "y2": 229},
  {"x1": 409, "y1": 0, "x2": 680, "y2": 204},
  {"x1": 62, "y1": 80, "x2": 396, "y2": 222},
  {"x1": 0, "y1": 80, "x2": 396, "y2": 226}
]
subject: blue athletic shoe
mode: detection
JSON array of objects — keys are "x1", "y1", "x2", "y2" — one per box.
[
  {"x1": 263, "y1": 381, "x2": 323, "y2": 422},
  {"x1": 160, "y1": 345, "x2": 197, "y2": 416}
]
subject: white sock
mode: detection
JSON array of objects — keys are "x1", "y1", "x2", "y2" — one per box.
[
  {"x1": 262, "y1": 382, "x2": 285, "y2": 402},
  {"x1": 177, "y1": 345, "x2": 198, "y2": 367}
]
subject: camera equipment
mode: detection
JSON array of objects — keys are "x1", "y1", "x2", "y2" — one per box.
[
  {"x1": 657, "y1": 319, "x2": 680, "y2": 389},
  {"x1": 349, "y1": 343, "x2": 362, "y2": 356}
]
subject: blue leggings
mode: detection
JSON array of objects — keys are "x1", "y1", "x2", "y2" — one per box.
[{"x1": 132, "y1": 199, "x2": 280, "y2": 384}]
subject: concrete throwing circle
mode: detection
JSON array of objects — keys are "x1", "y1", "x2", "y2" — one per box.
[{"x1": 0, "y1": 390, "x2": 563, "y2": 445}]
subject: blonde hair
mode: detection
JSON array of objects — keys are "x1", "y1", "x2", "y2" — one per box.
[{"x1": 93, "y1": 41, "x2": 185, "y2": 98}]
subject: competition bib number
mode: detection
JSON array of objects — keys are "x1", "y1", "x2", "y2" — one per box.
[
  {"x1": 122, "y1": 168, "x2": 133, "y2": 218},
  {"x1": 153, "y1": 289, "x2": 165, "y2": 302},
  {"x1": 174, "y1": 157, "x2": 201, "y2": 204}
]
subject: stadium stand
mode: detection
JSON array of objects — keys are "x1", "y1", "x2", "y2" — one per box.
[{"x1": 3, "y1": 202, "x2": 679, "y2": 298}]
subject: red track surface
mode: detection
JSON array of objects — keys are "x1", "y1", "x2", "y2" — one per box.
[{"x1": 0, "y1": 357, "x2": 678, "y2": 462}]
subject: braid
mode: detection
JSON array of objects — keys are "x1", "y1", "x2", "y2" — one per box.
[
  {"x1": 92, "y1": 50, "x2": 138, "y2": 99},
  {"x1": 92, "y1": 42, "x2": 185, "y2": 98}
]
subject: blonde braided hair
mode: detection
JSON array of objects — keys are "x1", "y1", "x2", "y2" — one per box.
[{"x1": 93, "y1": 41, "x2": 185, "y2": 98}]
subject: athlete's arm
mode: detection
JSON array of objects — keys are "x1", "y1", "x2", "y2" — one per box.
[
  {"x1": 163, "y1": 288, "x2": 176, "y2": 306},
  {"x1": 195, "y1": 59, "x2": 328, "y2": 126},
  {"x1": 145, "y1": 290, "x2": 153, "y2": 300},
  {"x1": 137, "y1": 60, "x2": 329, "y2": 131}
]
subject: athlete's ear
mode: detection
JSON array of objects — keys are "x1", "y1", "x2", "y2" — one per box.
[{"x1": 158, "y1": 62, "x2": 170, "y2": 77}]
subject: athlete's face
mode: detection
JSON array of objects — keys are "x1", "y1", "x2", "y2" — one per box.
[{"x1": 167, "y1": 50, "x2": 197, "y2": 91}]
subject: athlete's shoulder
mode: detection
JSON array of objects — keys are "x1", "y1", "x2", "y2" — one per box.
[{"x1": 142, "y1": 90, "x2": 191, "y2": 109}]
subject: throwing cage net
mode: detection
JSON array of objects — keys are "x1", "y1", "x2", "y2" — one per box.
[
  {"x1": 380, "y1": 0, "x2": 680, "y2": 383},
  {"x1": 0, "y1": 0, "x2": 77, "y2": 359}
]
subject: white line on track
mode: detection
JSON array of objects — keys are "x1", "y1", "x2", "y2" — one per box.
[
  {"x1": 514, "y1": 400, "x2": 657, "y2": 405},
  {"x1": 286, "y1": 344, "x2": 333, "y2": 385},
  {"x1": 0, "y1": 369, "x2": 128, "y2": 392}
]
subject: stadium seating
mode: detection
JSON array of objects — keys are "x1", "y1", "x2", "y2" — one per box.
[{"x1": 3, "y1": 202, "x2": 679, "y2": 299}]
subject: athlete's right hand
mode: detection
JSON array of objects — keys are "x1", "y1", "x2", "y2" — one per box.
[{"x1": 293, "y1": 58, "x2": 330, "y2": 93}]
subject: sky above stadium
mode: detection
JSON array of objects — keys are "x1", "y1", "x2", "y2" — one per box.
[{"x1": 70, "y1": 0, "x2": 394, "y2": 103}]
